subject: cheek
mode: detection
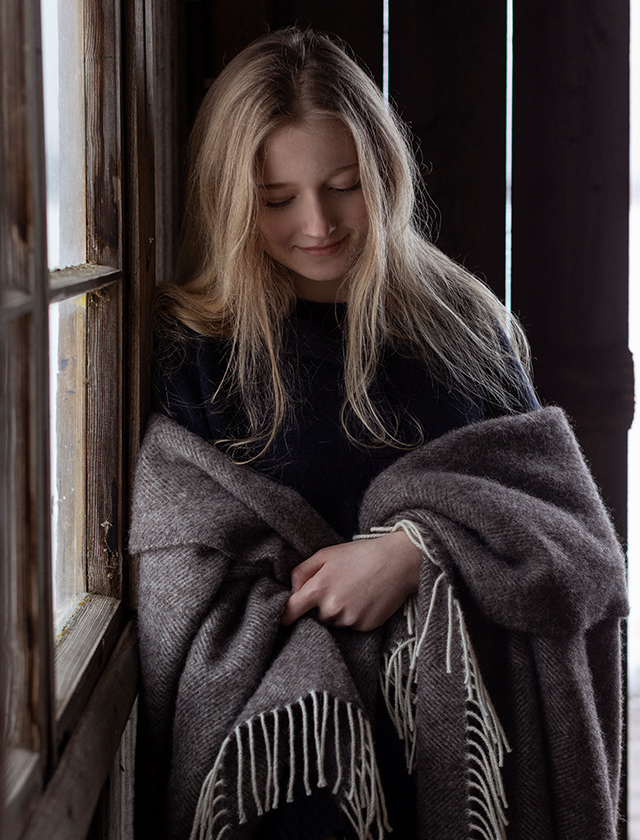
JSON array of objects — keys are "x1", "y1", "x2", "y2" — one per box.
[
  {"x1": 258, "y1": 215, "x2": 288, "y2": 253},
  {"x1": 351, "y1": 196, "x2": 369, "y2": 231}
]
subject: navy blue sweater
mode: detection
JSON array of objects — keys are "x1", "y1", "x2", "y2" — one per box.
[{"x1": 154, "y1": 299, "x2": 538, "y2": 540}]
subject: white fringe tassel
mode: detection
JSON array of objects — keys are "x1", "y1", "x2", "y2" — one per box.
[
  {"x1": 190, "y1": 691, "x2": 391, "y2": 840},
  {"x1": 357, "y1": 520, "x2": 511, "y2": 840}
]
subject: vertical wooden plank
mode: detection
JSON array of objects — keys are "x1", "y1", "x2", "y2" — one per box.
[
  {"x1": 23, "y1": 0, "x2": 56, "y2": 778},
  {"x1": 85, "y1": 286, "x2": 124, "y2": 599},
  {"x1": 208, "y1": 1, "x2": 269, "y2": 80},
  {"x1": 199, "y1": 2, "x2": 383, "y2": 115},
  {"x1": 390, "y1": 0, "x2": 508, "y2": 297},
  {"x1": 0, "y1": 0, "x2": 45, "y2": 820},
  {"x1": 85, "y1": 0, "x2": 123, "y2": 268},
  {"x1": 268, "y1": 0, "x2": 384, "y2": 87},
  {"x1": 84, "y1": 0, "x2": 125, "y2": 601},
  {"x1": 123, "y1": 0, "x2": 157, "y2": 605},
  {"x1": 153, "y1": 0, "x2": 187, "y2": 284},
  {"x1": 0, "y1": 0, "x2": 32, "y2": 296},
  {"x1": 511, "y1": 0, "x2": 631, "y2": 539},
  {"x1": 1, "y1": 319, "x2": 34, "y2": 752}
]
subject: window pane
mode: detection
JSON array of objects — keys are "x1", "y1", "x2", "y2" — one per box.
[
  {"x1": 41, "y1": 0, "x2": 86, "y2": 270},
  {"x1": 49, "y1": 296, "x2": 87, "y2": 635}
]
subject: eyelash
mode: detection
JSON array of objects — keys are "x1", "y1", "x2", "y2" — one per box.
[{"x1": 264, "y1": 181, "x2": 362, "y2": 210}]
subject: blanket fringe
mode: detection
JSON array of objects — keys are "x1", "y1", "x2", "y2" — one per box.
[
  {"x1": 190, "y1": 692, "x2": 391, "y2": 840},
  {"x1": 358, "y1": 520, "x2": 511, "y2": 840}
]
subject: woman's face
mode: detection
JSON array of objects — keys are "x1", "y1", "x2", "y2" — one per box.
[{"x1": 257, "y1": 119, "x2": 368, "y2": 302}]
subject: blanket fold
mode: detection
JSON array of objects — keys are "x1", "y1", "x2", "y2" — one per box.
[{"x1": 131, "y1": 407, "x2": 627, "y2": 840}]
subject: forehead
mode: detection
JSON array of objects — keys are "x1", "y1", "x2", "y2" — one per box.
[{"x1": 259, "y1": 119, "x2": 358, "y2": 184}]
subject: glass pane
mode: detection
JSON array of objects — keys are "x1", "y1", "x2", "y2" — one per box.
[
  {"x1": 49, "y1": 296, "x2": 87, "y2": 635},
  {"x1": 41, "y1": 0, "x2": 86, "y2": 270}
]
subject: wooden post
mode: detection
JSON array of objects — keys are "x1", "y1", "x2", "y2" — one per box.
[
  {"x1": 123, "y1": 0, "x2": 157, "y2": 606},
  {"x1": 390, "y1": 0, "x2": 508, "y2": 299},
  {"x1": 511, "y1": 0, "x2": 631, "y2": 541}
]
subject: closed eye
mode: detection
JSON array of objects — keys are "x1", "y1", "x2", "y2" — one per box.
[
  {"x1": 264, "y1": 197, "x2": 294, "y2": 210},
  {"x1": 263, "y1": 181, "x2": 361, "y2": 210},
  {"x1": 330, "y1": 181, "x2": 361, "y2": 194}
]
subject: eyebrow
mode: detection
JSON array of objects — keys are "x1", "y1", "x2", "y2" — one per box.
[{"x1": 261, "y1": 162, "x2": 359, "y2": 190}]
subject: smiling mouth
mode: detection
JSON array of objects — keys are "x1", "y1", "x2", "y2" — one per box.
[{"x1": 297, "y1": 236, "x2": 347, "y2": 257}]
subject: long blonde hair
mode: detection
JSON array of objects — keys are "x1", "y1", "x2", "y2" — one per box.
[{"x1": 157, "y1": 27, "x2": 532, "y2": 456}]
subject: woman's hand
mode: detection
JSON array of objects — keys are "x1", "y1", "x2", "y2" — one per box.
[{"x1": 281, "y1": 530, "x2": 422, "y2": 632}]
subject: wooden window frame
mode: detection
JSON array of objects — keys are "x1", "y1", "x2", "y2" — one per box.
[{"x1": 0, "y1": 0, "x2": 157, "y2": 833}]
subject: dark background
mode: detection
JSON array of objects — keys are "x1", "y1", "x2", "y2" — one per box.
[{"x1": 163, "y1": 0, "x2": 632, "y2": 544}]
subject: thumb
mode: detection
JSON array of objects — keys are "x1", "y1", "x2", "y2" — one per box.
[
  {"x1": 281, "y1": 552, "x2": 327, "y2": 626},
  {"x1": 281, "y1": 582, "x2": 319, "y2": 626}
]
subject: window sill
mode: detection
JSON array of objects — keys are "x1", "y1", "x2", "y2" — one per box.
[
  {"x1": 19, "y1": 621, "x2": 138, "y2": 840},
  {"x1": 55, "y1": 593, "x2": 126, "y2": 753}
]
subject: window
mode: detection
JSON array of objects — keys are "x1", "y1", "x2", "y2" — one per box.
[{"x1": 0, "y1": 0, "x2": 156, "y2": 833}]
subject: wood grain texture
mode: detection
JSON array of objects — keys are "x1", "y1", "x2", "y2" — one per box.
[
  {"x1": 85, "y1": 700, "x2": 137, "y2": 840},
  {"x1": 84, "y1": 0, "x2": 125, "y2": 603},
  {"x1": 511, "y1": 0, "x2": 631, "y2": 538},
  {"x1": 0, "y1": 0, "x2": 31, "y2": 295},
  {"x1": 2, "y1": 319, "x2": 34, "y2": 753},
  {"x1": 48, "y1": 265, "x2": 121, "y2": 303},
  {"x1": 1, "y1": 748, "x2": 41, "y2": 840},
  {"x1": 25, "y1": 0, "x2": 57, "y2": 783},
  {"x1": 54, "y1": 595, "x2": 125, "y2": 753},
  {"x1": 85, "y1": 0, "x2": 123, "y2": 268},
  {"x1": 86, "y1": 283, "x2": 124, "y2": 599},
  {"x1": 1, "y1": 0, "x2": 55, "y2": 817},
  {"x1": 268, "y1": 0, "x2": 383, "y2": 86},
  {"x1": 152, "y1": 0, "x2": 185, "y2": 285},
  {"x1": 123, "y1": 0, "x2": 157, "y2": 607},
  {"x1": 389, "y1": 0, "x2": 507, "y2": 297},
  {"x1": 21, "y1": 622, "x2": 138, "y2": 840}
]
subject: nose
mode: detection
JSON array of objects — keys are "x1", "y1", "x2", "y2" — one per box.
[{"x1": 300, "y1": 195, "x2": 336, "y2": 239}]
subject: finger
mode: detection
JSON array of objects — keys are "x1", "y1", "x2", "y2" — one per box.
[
  {"x1": 281, "y1": 582, "x2": 319, "y2": 626},
  {"x1": 290, "y1": 551, "x2": 326, "y2": 591}
]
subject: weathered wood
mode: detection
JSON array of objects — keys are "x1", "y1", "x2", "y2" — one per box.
[
  {"x1": 0, "y1": 0, "x2": 32, "y2": 295},
  {"x1": 21, "y1": 622, "x2": 138, "y2": 840},
  {"x1": 106, "y1": 700, "x2": 136, "y2": 840},
  {"x1": 48, "y1": 265, "x2": 121, "y2": 303},
  {"x1": 390, "y1": 0, "x2": 508, "y2": 297},
  {"x1": 123, "y1": 0, "x2": 157, "y2": 606},
  {"x1": 85, "y1": 0, "x2": 124, "y2": 268},
  {"x1": 86, "y1": 282, "x2": 124, "y2": 599},
  {"x1": 1, "y1": 748, "x2": 41, "y2": 840},
  {"x1": 84, "y1": 0, "x2": 126, "y2": 604},
  {"x1": 24, "y1": 0, "x2": 56, "y2": 780},
  {"x1": 0, "y1": 290, "x2": 32, "y2": 320},
  {"x1": 85, "y1": 700, "x2": 137, "y2": 840},
  {"x1": 54, "y1": 595, "x2": 125, "y2": 753},
  {"x1": 511, "y1": 0, "x2": 631, "y2": 539},
  {"x1": 153, "y1": 0, "x2": 186, "y2": 283},
  {"x1": 267, "y1": 0, "x2": 383, "y2": 87},
  {"x1": 2, "y1": 318, "x2": 33, "y2": 754},
  {"x1": 0, "y1": 0, "x2": 53, "y2": 774}
]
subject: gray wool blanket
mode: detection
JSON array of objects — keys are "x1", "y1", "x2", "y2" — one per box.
[{"x1": 130, "y1": 407, "x2": 628, "y2": 840}]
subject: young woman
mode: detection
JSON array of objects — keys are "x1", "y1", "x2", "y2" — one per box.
[{"x1": 130, "y1": 27, "x2": 627, "y2": 840}]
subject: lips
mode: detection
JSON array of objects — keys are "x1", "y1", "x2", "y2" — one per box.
[{"x1": 297, "y1": 235, "x2": 347, "y2": 257}]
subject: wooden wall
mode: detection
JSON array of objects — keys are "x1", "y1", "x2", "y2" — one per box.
[
  {"x1": 173, "y1": 0, "x2": 631, "y2": 543},
  {"x1": 511, "y1": 0, "x2": 632, "y2": 541}
]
